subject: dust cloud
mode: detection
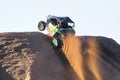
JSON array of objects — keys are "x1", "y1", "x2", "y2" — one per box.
[{"x1": 62, "y1": 33, "x2": 102, "y2": 80}]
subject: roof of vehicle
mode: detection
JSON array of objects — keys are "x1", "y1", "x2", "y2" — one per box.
[
  {"x1": 57, "y1": 17, "x2": 74, "y2": 23},
  {"x1": 47, "y1": 15, "x2": 74, "y2": 24}
]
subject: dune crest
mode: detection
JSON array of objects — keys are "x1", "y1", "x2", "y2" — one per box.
[{"x1": 0, "y1": 32, "x2": 120, "y2": 80}]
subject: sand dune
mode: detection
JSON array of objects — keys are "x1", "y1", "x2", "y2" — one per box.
[{"x1": 0, "y1": 32, "x2": 120, "y2": 80}]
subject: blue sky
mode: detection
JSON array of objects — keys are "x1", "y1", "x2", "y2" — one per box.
[{"x1": 0, "y1": 0, "x2": 120, "y2": 44}]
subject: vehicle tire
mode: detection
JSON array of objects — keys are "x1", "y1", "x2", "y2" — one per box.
[
  {"x1": 52, "y1": 38, "x2": 63, "y2": 49},
  {"x1": 38, "y1": 21, "x2": 46, "y2": 31}
]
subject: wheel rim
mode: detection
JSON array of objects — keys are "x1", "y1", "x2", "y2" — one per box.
[
  {"x1": 52, "y1": 39, "x2": 58, "y2": 47},
  {"x1": 38, "y1": 23, "x2": 44, "y2": 30}
]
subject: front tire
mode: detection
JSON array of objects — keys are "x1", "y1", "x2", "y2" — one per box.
[{"x1": 38, "y1": 21, "x2": 46, "y2": 31}]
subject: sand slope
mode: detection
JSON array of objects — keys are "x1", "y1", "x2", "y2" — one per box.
[{"x1": 0, "y1": 32, "x2": 120, "y2": 80}]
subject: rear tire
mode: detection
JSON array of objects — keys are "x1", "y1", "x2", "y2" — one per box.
[
  {"x1": 38, "y1": 21, "x2": 46, "y2": 31},
  {"x1": 52, "y1": 38, "x2": 63, "y2": 49}
]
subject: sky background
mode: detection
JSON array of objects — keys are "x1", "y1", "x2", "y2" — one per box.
[{"x1": 0, "y1": 0, "x2": 120, "y2": 44}]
